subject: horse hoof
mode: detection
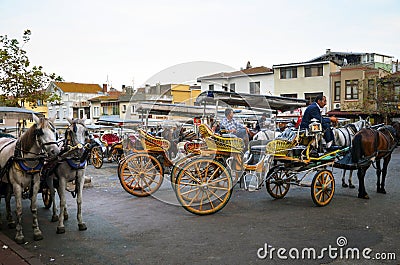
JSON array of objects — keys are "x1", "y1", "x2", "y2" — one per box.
[
  {"x1": 349, "y1": 184, "x2": 356, "y2": 189},
  {"x1": 51, "y1": 216, "x2": 59, "y2": 222},
  {"x1": 377, "y1": 189, "x2": 387, "y2": 194},
  {"x1": 15, "y1": 236, "x2": 25, "y2": 244},
  {"x1": 8, "y1": 221, "x2": 16, "y2": 229},
  {"x1": 342, "y1": 183, "x2": 348, "y2": 188},
  {"x1": 34, "y1": 233, "x2": 43, "y2": 241},
  {"x1": 358, "y1": 194, "x2": 369, "y2": 199},
  {"x1": 78, "y1": 223, "x2": 87, "y2": 231},
  {"x1": 56, "y1": 227, "x2": 65, "y2": 234}
]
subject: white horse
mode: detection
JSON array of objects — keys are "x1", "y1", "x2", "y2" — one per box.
[
  {"x1": 46, "y1": 117, "x2": 90, "y2": 234},
  {"x1": 0, "y1": 114, "x2": 60, "y2": 243},
  {"x1": 333, "y1": 117, "x2": 370, "y2": 188}
]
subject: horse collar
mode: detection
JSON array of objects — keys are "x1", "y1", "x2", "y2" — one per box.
[{"x1": 66, "y1": 159, "x2": 86, "y2": 169}]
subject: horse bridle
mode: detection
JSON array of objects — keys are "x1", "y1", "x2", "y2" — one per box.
[
  {"x1": 64, "y1": 122, "x2": 90, "y2": 152},
  {"x1": 29, "y1": 121, "x2": 59, "y2": 156}
]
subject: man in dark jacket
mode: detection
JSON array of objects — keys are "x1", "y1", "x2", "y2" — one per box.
[{"x1": 300, "y1": 95, "x2": 337, "y2": 148}]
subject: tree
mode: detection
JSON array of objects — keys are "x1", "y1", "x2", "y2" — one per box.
[
  {"x1": 0, "y1": 30, "x2": 63, "y2": 107},
  {"x1": 352, "y1": 72, "x2": 400, "y2": 123}
]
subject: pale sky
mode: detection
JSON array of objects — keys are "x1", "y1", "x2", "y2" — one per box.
[{"x1": 1, "y1": 0, "x2": 399, "y2": 90}]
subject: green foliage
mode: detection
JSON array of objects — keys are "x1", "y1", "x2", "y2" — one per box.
[{"x1": 0, "y1": 30, "x2": 63, "y2": 107}]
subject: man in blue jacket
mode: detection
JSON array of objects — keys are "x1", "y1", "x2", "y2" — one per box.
[{"x1": 300, "y1": 95, "x2": 337, "y2": 148}]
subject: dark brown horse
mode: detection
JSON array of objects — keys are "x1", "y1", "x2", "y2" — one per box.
[{"x1": 351, "y1": 121, "x2": 400, "y2": 199}]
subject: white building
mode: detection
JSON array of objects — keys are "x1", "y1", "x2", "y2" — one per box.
[{"x1": 197, "y1": 66, "x2": 274, "y2": 95}]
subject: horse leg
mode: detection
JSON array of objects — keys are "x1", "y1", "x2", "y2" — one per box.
[
  {"x1": 357, "y1": 167, "x2": 369, "y2": 199},
  {"x1": 47, "y1": 177, "x2": 59, "y2": 222},
  {"x1": 12, "y1": 184, "x2": 25, "y2": 244},
  {"x1": 30, "y1": 175, "x2": 43, "y2": 241},
  {"x1": 56, "y1": 177, "x2": 67, "y2": 234},
  {"x1": 5, "y1": 184, "x2": 16, "y2": 228},
  {"x1": 348, "y1": 170, "x2": 355, "y2": 189},
  {"x1": 375, "y1": 159, "x2": 382, "y2": 193},
  {"x1": 341, "y1": 169, "x2": 348, "y2": 187},
  {"x1": 378, "y1": 155, "x2": 391, "y2": 194},
  {"x1": 76, "y1": 173, "x2": 87, "y2": 231}
]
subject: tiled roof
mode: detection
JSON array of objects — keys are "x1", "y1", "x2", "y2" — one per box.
[
  {"x1": 89, "y1": 93, "x2": 120, "y2": 102},
  {"x1": 198, "y1": 66, "x2": 273, "y2": 80},
  {"x1": 54, "y1": 82, "x2": 102, "y2": 93}
]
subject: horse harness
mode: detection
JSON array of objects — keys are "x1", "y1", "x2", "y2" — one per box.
[{"x1": 362, "y1": 127, "x2": 397, "y2": 165}]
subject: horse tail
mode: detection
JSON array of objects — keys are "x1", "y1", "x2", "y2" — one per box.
[{"x1": 351, "y1": 133, "x2": 363, "y2": 163}]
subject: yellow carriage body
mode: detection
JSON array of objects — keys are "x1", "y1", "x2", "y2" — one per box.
[{"x1": 138, "y1": 129, "x2": 171, "y2": 152}]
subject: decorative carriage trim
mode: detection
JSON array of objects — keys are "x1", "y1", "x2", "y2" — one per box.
[
  {"x1": 265, "y1": 139, "x2": 297, "y2": 156},
  {"x1": 204, "y1": 135, "x2": 244, "y2": 153},
  {"x1": 138, "y1": 129, "x2": 170, "y2": 151},
  {"x1": 198, "y1": 124, "x2": 213, "y2": 138}
]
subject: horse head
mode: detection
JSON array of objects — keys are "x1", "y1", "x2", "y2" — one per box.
[
  {"x1": 31, "y1": 114, "x2": 60, "y2": 158},
  {"x1": 65, "y1": 117, "x2": 89, "y2": 157},
  {"x1": 392, "y1": 121, "x2": 400, "y2": 143},
  {"x1": 354, "y1": 116, "x2": 370, "y2": 131}
]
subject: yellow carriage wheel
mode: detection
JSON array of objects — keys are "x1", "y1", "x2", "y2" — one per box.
[
  {"x1": 90, "y1": 145, "x2": 104, "y2": 169},
  {"x1": 175, "y1": 157, "x2": 233, "y2": 215},
  {"x1": 265, "y1": 166, "x2": 290, "y2": 199},
  {"x1": 170, "y1": 154, "x2": 196, "y2": 189},
  {"x1": 311, "y1": 169, "x2": 335, "y2": 207},
  {"x1": 118, "y1": 153, "x2": 164, "y2": 197}
]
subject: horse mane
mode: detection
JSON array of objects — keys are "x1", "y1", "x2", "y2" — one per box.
[{"x1": 19, "y1": 123, "x2": 38, "y2": 151}]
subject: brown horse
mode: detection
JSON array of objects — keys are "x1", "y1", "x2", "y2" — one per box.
[{"x1": 351, "y1": 121, "x2": 400, "y2": 199}]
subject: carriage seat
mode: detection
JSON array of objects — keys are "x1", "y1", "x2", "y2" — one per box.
[
  {"x1": 249, "y1": 140, "x2": 271, "y2": 154},
  {"x1": 101, "y1": 133, "x2": 121, "y2": 146},
  {"x1": 276, "y1": 128, "x2": 297, "y2": 142}
]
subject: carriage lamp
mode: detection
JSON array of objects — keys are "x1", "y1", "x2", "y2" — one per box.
[{"x1": 309, "y1": 119, "x2": 322, "y2": 133}]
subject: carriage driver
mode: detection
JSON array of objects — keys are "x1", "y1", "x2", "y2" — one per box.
[{"x1": 300, "y1": 95, "x2": 338, "y2": 149}]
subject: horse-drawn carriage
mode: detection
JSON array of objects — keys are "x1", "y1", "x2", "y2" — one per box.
[{"x1": 116, "y1": 91, "x2": 400, "y2": 216}]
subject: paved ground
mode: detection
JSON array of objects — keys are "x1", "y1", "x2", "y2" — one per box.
[{"x1": 1, "y1": 149, "x2": 400, "y2": 265}]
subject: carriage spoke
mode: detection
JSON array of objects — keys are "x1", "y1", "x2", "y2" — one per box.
[
  {"x1": 207, "y1": 188, "x2": 224, "y2": 203},
  {"x1": 180, "y1": 187, "x2": 201, "y2": 197}
]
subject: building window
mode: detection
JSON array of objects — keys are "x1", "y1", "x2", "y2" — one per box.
[
  {"x1": 209, "y1": 84, "x2": 214, "y2": 91},
  {"x1": 222, "y1": 84, "x2": 228, "y2": 92},
  {"x1": 305, "y1": 64, "x2": 323, "y2": 77},
  {"x1": 229, "y1": 83, "x2": 235, "y2": 93},
  {"x1": 112, "y1": 105, "x2": 119, "y2": 115},
  {"x1": 280, "y1": 93, "x2": 297, "y2": 98},
  {"x1": 334, "y1": 81, "x2": 341, "y2": 101},
  {"x1": 102, "y1": 106, "x2": 108, "y2": 115},
  {"x1": 394, "y1": 82, "x2": 400, "y2": 101},
  {"x1": 304, "y1": 92, "x2": 323, "y2": 104},
  {"x1": 122, "y1": 105, "x2": 127, "y2": 113},
  {"x1": 280, "y1": 67, "x2": 297, "y2": 79},
  {"x1": 131, "y1": 105, "x2": 135, "y2": 113},
  {"x1": 249, "y1": 81, "x2": 260, "y2": 94},
  {"x1": 345, "y1": 80, "x2": 359, "y2": 100},
  {"x1": 367, "y1": 79, "x2": 375, "y2": 100},
  {"x1": 93, "y1": 106, "x2": 100, "y2": 117}
]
